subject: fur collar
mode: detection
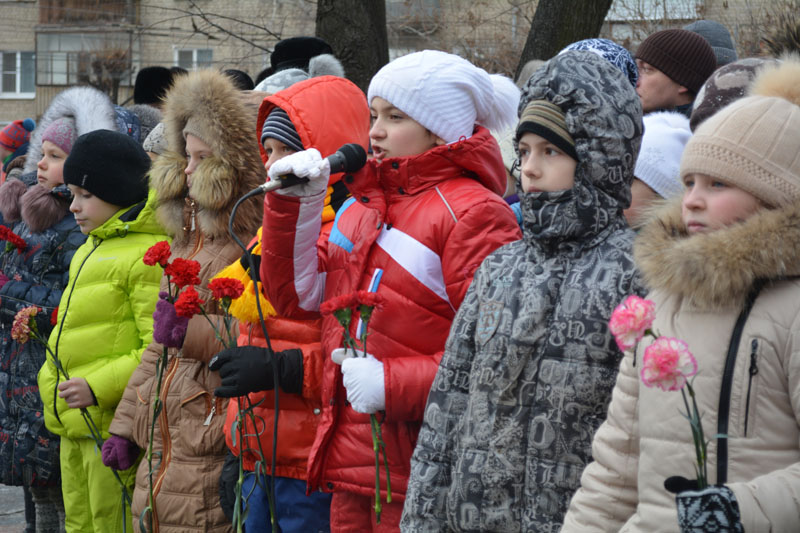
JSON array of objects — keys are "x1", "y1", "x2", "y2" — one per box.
[
  {"x1": 20, "y1": 184, "x2": 71, "y2": 233},
  {"x1": 150, "y1": 70, "x2": 264, "y2": 244},
  {"x1": 635, "y1": 198, "x2": 800, "y2": 309}
]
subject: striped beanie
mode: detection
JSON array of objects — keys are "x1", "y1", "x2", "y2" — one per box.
[
  {"x1": 516, "y1": 100, "x2": 577, "y2": 161},
  {"x1": 260, "y1": 107, "x2": 303, "y2": 152}
]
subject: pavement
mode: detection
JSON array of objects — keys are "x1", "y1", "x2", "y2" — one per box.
[{"x1": 0, "y1": 484, "x2": 25, "y2": 533}]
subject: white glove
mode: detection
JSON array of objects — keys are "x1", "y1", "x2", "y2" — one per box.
[
  {"x1": 267, "y1": 148, "x2": 330, "y2": 197},
  {"x1": 338, "y1": 350, "x2": 386, "y2": 414}
]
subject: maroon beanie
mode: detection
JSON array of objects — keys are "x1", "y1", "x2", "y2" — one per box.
[{"x1": 635, "y1": 29, "x2": 717, "y2": 94}]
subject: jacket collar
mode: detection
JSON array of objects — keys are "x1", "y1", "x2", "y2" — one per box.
[
  {"x1": 635, "y1": 198, "x2": 800, "y2": 309},
  {"x1": 347, "y1": 126, "x2": 507, "y2": 206}
]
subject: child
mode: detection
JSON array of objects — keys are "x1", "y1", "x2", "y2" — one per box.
[
  {"x1": 0, "y1": 118, "x2": 35, "y2": 184},
  {"x1": 562, "y1": 57, "x2": 800, "y2": 533},
  {"x1": 104, "y1": 69, "x2": 264, "y2": 533},
  {"x1": 0, "y1": 86, "x2": 132, "y2": 533},
  {"x1": 209, "y1": 74, "x2": 371, "y2": 532},
  {"x1": 37, "y1": 129, "x2": 166, "y2": 532},
  {"x1": 259, "y1": 50, "x2": 522, "y2": 531},
  {"x1": 400, "y1": 50, "x2": 645, "y2": 532}
]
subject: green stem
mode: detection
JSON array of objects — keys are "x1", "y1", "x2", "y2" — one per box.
[{"x1": 370, "y1": 414, "x2": 382, "y2": 523}]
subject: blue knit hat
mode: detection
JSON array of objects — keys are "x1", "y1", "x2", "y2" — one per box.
[
  {"x1": 260, "y1": 107, "x2": 303, "y2": 152},
  {"x1": 560, "y1": 38, "x2": 638, "y2": 87}
]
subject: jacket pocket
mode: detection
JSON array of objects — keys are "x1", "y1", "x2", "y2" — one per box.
[
  {"x1": 178, "y1": 376, "x2": 227, "y2": 457},
  {"x1": 132, "y1": 378, "x2": 155, "y2": 445},
  {"x1": 742, "y1": 338, "x2": 760, "y2": 438}
]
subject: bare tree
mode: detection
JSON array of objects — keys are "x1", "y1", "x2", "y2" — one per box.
[
  {"x1": 515, "y1": 0, "x2": 613, "y2": 79},
  {"x1": 316, "y1": 0, "x2": 390, "y2": 92}
]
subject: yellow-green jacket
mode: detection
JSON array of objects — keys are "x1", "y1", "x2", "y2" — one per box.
[{"x1": 39, "y1": 188, "x2": 168, "y2": 440}]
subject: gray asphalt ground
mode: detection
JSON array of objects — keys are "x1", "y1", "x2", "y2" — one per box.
[{"x1": 0, "y1": 484, "x2": 25, "y2": 533}]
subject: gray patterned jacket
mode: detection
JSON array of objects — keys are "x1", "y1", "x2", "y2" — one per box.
[{"x1": 401, "y1": 51, "x2": 645, "y2": 533}]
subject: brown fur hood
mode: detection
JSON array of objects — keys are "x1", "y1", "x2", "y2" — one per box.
[
  {"x1": 150, "y1": 69, "x2": 265, "y2": 243},
  {"x1": 635, "y1": 197, "x2": 800, "y2": 310}
]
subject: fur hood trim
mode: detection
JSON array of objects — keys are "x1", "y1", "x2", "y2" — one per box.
[
  {"x1": 23, "y1": 87, "x2": 117, "y2": 174},
  {"x1": 635, "y1": 197, "x2": 800, "y2": 309},
  {"x1": 20, "y1": 184, "x2": 71, "y2": 233},
  {"x1": 0, "y1": 178, "x2": 28, "y2": 222},
  {"x1": 150, "y1": 70, "x2": 264, "y2": 242}
]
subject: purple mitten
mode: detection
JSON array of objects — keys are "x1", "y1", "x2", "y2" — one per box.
[
  {"x1": 101, "y1": 435, "x2": 140, "y2": 471},
  {"x1": 152, "y1": 293, "x2": 189, "y2": 348}
]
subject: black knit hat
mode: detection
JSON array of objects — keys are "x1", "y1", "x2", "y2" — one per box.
[
  {"x1": 64, "y1": 130, "x2": 151, "y2": 207},
  {"x1": 636, "y1": 29, "x2": 717, "y2": 94},
  {"x1": 134, "y1": 66, "x2": 173, "y2": 105},
  {"x1": 270, "y1": 36, "x2": 333, "y2": 72}
]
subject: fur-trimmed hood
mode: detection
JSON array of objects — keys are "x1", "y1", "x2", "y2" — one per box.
[
  {"x1": 23, "y1": 86, "x2": 118, "y2": 174},
  {"x1": 149, "y1": 70, "x2": 264, "y2": 243},
  {"x1": 635, "y1": 198, "x2": 800, "y2": 309}
]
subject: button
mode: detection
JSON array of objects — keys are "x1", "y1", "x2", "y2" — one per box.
[
  {"x1": 531, "y1": 224, "x2": 542, "y2": 233},
  {"x1": 531, "y1": 199, "x2": 542, "y2": 209},
  {"x1": 313, "y1": 408, "x2": 321, "y2": 415},
  {"x1": 329, "y1": 398, "x2": 335, "y2": 406},
  {"x1": 391, "y1": 162, "x2": 399, "y2": 169},
  {"x1": 344, "y1": 174, "x2": 353, "y2": 183},
  {"x1": 361, "y1": 196, "x2": 370, "y2": 203},
  {"x1": 398, "y1": 187, "x2": 405, "y2": 195},
  {"x1": 327, "y1": 482, "x2": 334, "y2": 489},
  {"x1": 534, "y1": 265, "x2": 544, "y2": 275}
]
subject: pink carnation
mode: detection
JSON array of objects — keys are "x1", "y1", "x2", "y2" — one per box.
[
  {"x1": 641, "y1": 337, "x2": 697, "y2": 391},
  {"x1": 609, "y1": 295, "x2": 656, "y2": 351}
]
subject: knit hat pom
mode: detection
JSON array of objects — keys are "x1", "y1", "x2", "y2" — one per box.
[
  {"x1": 750, "y1": 54, "x2": 800, "y2": 106},
  {"x1": 481, "y1": 74, "x2": 520, "y2": 134}
]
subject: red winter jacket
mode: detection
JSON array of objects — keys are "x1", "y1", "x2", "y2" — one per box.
[
  {"x1": 224, "y1": 75, "x2": 370, "y2": 480},
  {"x1": 261, "y1": 125, "x2": 522, "y2": 500}
]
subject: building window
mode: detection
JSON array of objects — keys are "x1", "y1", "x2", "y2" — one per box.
[
  {"x1": 175, "y1": 49, "x2": 213, "y2": 70},
  {"x1": 36, "y1": 32, "x2": 138, "y2": 87},
  {"x1": 1, "y1": 51, "x2": 35, "y2": 98}
]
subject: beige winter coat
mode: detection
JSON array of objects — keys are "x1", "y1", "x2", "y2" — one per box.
[
  {"x1": 108, "y1": 70, "x2": 264, "y2": 532},
  {"x1": 562, "y1": 198, "x2": 800, "y2": 533}
]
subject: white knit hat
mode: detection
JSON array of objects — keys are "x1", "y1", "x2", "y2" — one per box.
[
  {"x1": 367, "y1": 50, "x2": 520, "y2": 144},
  {"x1": 634, "y1": 111, "x2": 691, "y2": 198}
]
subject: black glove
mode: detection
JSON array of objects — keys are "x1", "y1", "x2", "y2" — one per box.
[
  {"x1": 665, "y1": 476, "x2": 744, "y2": 533},
  {"x1": 218, "y1": 450, "x2": 239, "y2": 522},
  {"x1": 208, "y1": 346, "x2": 303, "y2": 397}
]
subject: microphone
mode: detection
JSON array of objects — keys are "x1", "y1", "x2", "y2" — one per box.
[{"x1": 260, "y1": 143, "x2": 367, "y2": 193}]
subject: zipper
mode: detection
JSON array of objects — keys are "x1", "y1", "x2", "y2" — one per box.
[
  {"x1": 150, "y1": 354, "x2": 181, "y2": 532},
  {"x1": 743, "y1": 339, "x2": 759, "y2": 437}
]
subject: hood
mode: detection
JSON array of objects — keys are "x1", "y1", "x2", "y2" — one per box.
[
  {"x1": 517, "y1": 50, "x2": 643, "y2": 251},
  {"x1": 256, "y1": 75, "x2": 370, "y2": 187},
  {"x1": 91, "y1": 187, "x2": 164, "y2": 240},
  {"x1": 635, "y1": 197, "x2": 800, "y2": 310},
  {"x1": 149, "y1": 69, "x2": 264, "y2": 243},
  {"x1": 23, "y1": 86, "x2": 118, "y2": 174}
]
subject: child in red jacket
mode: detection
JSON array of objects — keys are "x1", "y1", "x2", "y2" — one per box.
[{"x1": 256, "y1": 50, "x2": 522, "y2": 531}]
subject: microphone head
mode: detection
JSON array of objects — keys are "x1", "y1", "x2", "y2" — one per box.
[{"x1": 329, "y1": 143, "x2": 367, "y2": 174}]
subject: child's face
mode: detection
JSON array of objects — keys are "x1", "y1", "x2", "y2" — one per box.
[
  {"x1": 262, "y1": 138, "x2": 298, "y2": 173},
  {"x1": 624, "y1": 178, "x2": 660, "y2": 227},
  {"x1": 681, "y1": 173, "x2": 763, "y2": 234},
  {"x1": 184, "y1": 134, "x2": 213, "y2": 188},
  {"x1": 518, "y1": 132, "x2": 576, "y2": 194},
  {"x1": 37, "y1": 140, "x2": 68, "y2": 190},
  {"x1": 369, "y1": 97, "x2": 442, "y2": 160},
  {"x1": 68, "y1": 184, "x2": 121, "y2": 234}
]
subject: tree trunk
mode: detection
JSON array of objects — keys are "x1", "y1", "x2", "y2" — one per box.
[
  {"x1": 316, "y1": 0, "x2": 389, "y2": 93},
  {"x1": 515, "y1": 0, "x2": 613, "y2": 80}
]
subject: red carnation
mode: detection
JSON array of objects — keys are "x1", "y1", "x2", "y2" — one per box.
[
  {"x1": 0, "y1": 226, "x2": 27, "y2": 254},
  {"x1": 165, "y1": 258, "x2": 201, "y2": 288},
  {"x1": 356, "y1": 290, "x2": 385, "y2": 310},
  {"x1": 174, "y1": 286, "x2": 205, "y2": 318},
  {"x1": 50, "y1": 307, "x2": 58, "y2": 327},
  {"x1": 208, "y1": 278, "x2": 245, "y2": 301},
  {"x1": 320, "y1": 293, "x2": 359, "y2": 316},
  {"x1": 143, "y1": 241, "x2": 172, "y2": 267}
]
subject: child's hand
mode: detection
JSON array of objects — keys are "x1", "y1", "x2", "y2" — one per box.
[
  {"x1": 57, "y1": 377, "x2": 95, "y2": 409},
  {"x1": 267, "y1": 148, "x2": 330, "y2": 197}
]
